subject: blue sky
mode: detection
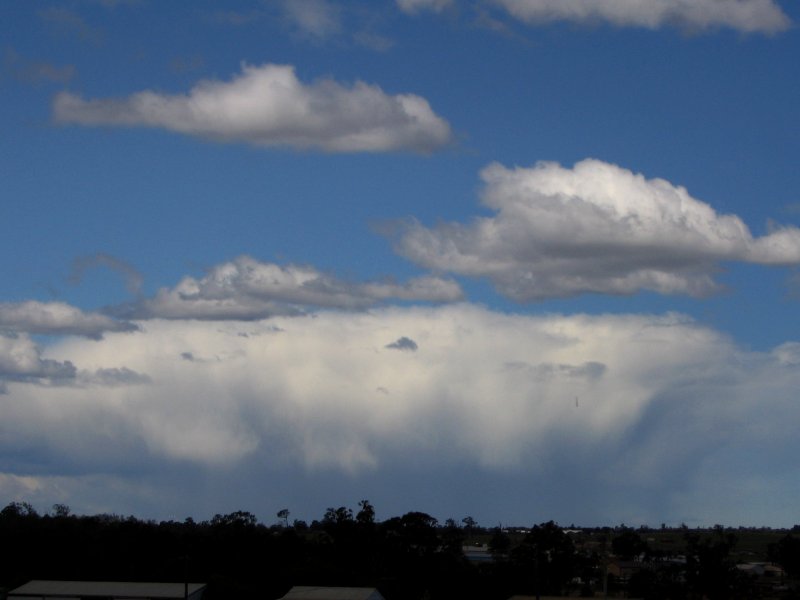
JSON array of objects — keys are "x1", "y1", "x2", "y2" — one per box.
[{"x1": 1, "y1": 0, "x2": 800, "y2": 527}]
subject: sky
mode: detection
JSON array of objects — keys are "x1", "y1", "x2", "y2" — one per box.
[{"x1": 1, "y1": 0, "x2": 800, "y2": 528}]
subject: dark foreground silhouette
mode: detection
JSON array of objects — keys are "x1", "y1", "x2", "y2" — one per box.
[{"x1": 1, "y1": 502, "x2": 799, "y2": 599}]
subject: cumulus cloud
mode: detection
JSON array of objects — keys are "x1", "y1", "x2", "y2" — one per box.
[
  {"x1": 395, "y1": 159, "x2": 800, "y2": 300},
  {"x1": 1, "y1": 305, "x2": 799, "y2": 525},
  {"x1": 53, "y1": 63, "x2": 453, "y2": 153},
  {"x1": 0, "y1": 301, "x2": 138, "y2": 339},
  {"x1": 397, "y1": 0, "x2": 454, "y2": 15},
  {"x1": 120, "y1": 256, "x2": 463, "y2": 320},
  {"x1": 492, "y1": 0, "x2": 791, "y2": 34},
  {"x1": 0, "y1": 333, "x2": 76, "y2": 387}
]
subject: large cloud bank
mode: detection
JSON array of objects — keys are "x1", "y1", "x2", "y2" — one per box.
[
  {"x1": 1, "y1": 305, "x2": 799, "y2": 525},
  {"x1": 53, "y1": 63, "x2": 453, "y2": 153},
  {"x1": 493, "y1": 0, "x2": 791, "y2": 34},
  {"x1": 396, "y1": 159, "x2": 800, "y2": 300}
]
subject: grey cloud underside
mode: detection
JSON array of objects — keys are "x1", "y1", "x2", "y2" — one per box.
[
  {"x1": 0, "y1": 333, "x2": 76, "y2": 387},
  {"x1": 396, "y1": 159, "x2": 800, "y2": 300},
  {"x1": 53, "y1": 63, "x2": 453, "y2": 153},
  {"x1": 0, "y1": 333, "x2": 149, "y2": 391},
  {"x1": 492, "y1": 0, "x2": 791, "y2": 34},
  {"x1": 0, "y1": 301, "x2": 138, "y2": 339},
  {"x1": 119, "y1": 256, "x2": 463, "y2": 320},
  {"x1": 386, "y1": 336, "x2": 418, "y2": 351}
]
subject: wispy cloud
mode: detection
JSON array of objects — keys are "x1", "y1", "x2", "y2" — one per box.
[
  {"x1": 492, "y1": 0, "x2": 791, "y2": 34},
  {"x1": 280, "y1": 0, "x2": 343, "y2": 40},
  {"x1": 3, "y1": 49, "x2": 75, "y2": 85},
  {"x1": 53, "y1": 63, "x2": 453, "y2": 153},
  {"x1": 69, "y1": 253, "x2": 144, "y2": 297},
  {"x1": 396, "y1": 159, "x2": 800, "y2": 300},
  {"x1": 38, "y1": 7, "x2": 105, "y2": 44},
  {"x1": 397, "y1": 0, "x2": 454, "y2": 15}
]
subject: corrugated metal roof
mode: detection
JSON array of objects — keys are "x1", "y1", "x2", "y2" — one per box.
[
  {"x1": 279, "y1": 586, "x2": 385, "y2": 600},
  {"x1": 8, "y1": 580, "x2": 206, "y2": 599}
]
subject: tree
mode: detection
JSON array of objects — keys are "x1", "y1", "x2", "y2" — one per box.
[
  {"x1": 52, "y1": 503, "x2": 71, "y2": 518},
  {"x1": 277, "y1": 508, "x2": 290, "y2": 528},
  {"x1": 769, "y1": 533, "x2": 800, "y2": 579},
  {"x1": 1, "y1": 501, "x2": 38, "y2": 518},
  {"x1": 210, "y1": 510, "x2": 258, "y2": 527},
  {"x1": 488, "y1": 527, "x2": 511, "y2": 560},
  {"x1": 512, "y1": 521, "x2": 577, "y2": 596},
  {"x1": 323, "y1": 506, "x2": 353, "y2": 525},
  {"x1": 611, "y1": 527, "x2": 648, "y2": 560},
  {"x1": 356, "y1": 499, "x2": 375, "y2": 526},
  {"x1": 684, "y1": 526, "x2": 740, "y2": 600}
]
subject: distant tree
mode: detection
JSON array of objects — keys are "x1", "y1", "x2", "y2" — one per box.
[
  {"x1": 356, "y1": 499, "x2": 375, "y2": 525},
  {"x1": 277, "y1": 508, "x2": 290, "y2": 527},
  {"x1": 611, "y1": 527, "x2": 648, "y2": 560},
  {"x1": 51, "y1": 503, "x2": 71, "y2": 518},
  {"x1": 1, "y1": 501, "x2": 38, "y2": 518},
  {"x1": 462, "y1": 516, "x2": 477, "y2": 541},
  {"x1": 323, "y1": 506, "x2": 353, "y2": 525},
  {"x1": 488, "y1": 527, "x2": 511, "y2": 560},
  {"x1": 441, "y1": 518, "x2": 464, "y2": 557},
  {"x1": 292, "y1": 519, "x2": 308, "y2": 531},
  {"x1": 210, "y1": 510, "x2": 258, "y2": 527},
  {"x1": 684, "y1": 526, "x2": 740, "y2": 600},
  {"x1": 512, "y1": 521, "x2": 577, "y2": 596},
  {"x1": 769, "y1": 533, "x2": 800, "y2": 578}
]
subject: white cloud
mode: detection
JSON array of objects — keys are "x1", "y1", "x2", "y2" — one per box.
[
  {"x1": 0, "y1": 300, "x2": 137, "y2": 338},
  {"x1": 1, "y1": 305, "x2": 799, "y2": 524},
  {"x1": 396, "y1": 159, "x2": 800, "y2": 300},
  {"x1": 53, "y1": 63, "x2": 453, "y2": 153},
  {"x1": 492, "y1": 0, "x2": 791, "y2": 34},
  {"x1": 281, "y1": 0, "x2": 342, "y2": 40},
  {"x1": 0, "y1": 333, "x2": 76, "y2": 386},
  {"x1": 124, "y1": 256, "x2": 463, "y2": 320},
  {"x1": 397, "y1": 0, "x2": 454, "y2": 15}
]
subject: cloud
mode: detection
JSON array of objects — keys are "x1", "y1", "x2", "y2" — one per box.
[
  {"x1": 53, "y1": 63, "x2": 453, "y2": 153},
  {"x1": 38, "y1": 7, "x2": 105, "y2": 44},
  {"x1": 281, "y1": 0, "x2": 342, "y2": 40},
  {"x1": 0, "y1": 301, "x2": 138, "y2": 339},
  {"x1": 0, "y1": 333, "x2": 76, "y2": 386},
  {"x1": 1, "y1": 305, "x2": 799, "y2": 525},
  {"x1": 492, "y1": 0, "x2": 791, "y2": 34},
  {"x1": 386, "y1": 336, "x2": 418, "y2": 351},
  {"x1": 3, "y1": 49, "x2": 75, "y2": 85},
  {"x1": 397, "y1": 0, "x2": 454, "y2": 15},
  {"x1": 120, "y1": 256, "x2": 463, "y2": 320},
  {"x1": 395, "y1": 159, "x2": 800, "y2": 300},
  {"x1": 69, "y1": 253, "x2": 144, "y2": 296},
  {"x1": 77, "y1": 367, "x2": 151, "y2": 387}
]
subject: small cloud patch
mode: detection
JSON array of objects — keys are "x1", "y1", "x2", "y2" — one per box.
[{"x1": 385, "y1": 336, "x2": 418, "y2": 351}]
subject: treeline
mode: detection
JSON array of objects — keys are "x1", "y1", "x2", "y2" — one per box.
[{"x1": 2, "y1": 501, "x2": 800, "y2": 599}]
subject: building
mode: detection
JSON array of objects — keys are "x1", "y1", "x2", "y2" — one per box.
[
  {"x1": 278, "y1": 587, "x2": 385, "y2": 600},
  {"x1": 7, "y1": 580, "x2": 206, "y2": 600}
]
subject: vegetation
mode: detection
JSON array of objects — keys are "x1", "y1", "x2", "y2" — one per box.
[{"x1": 1, "y1": 501, "x2": 798, "y2": 599}]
